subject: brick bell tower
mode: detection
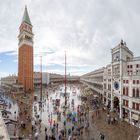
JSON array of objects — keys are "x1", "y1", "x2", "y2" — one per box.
[{"x1": 18, "y1": 6, "x2": 34, "y2": 92}]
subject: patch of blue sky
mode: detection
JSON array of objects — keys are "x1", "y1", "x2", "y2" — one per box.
[{"x1": 0, "y1": 52, "x2": 17, "y2": 74}]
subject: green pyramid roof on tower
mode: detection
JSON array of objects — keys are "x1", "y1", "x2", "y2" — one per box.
[{"x1": 22, "y1": 6, "x2": 32, "y2": 25}]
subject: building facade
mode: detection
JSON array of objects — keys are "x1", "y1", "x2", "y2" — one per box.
[
  {"x1": 1, "y1": 73, "x2": 50, "y2": 90},
  {"x1": 18, "y1": 6, "x2": 34, "y2": 92},
  {"x1": 81, "y1": 40, "x2": 140, "y2": 127},
  {"x1": 34, "y1": 72, "x2": 50, "y2": 88},
  {"x1": 81, "y1": 68, "x2": 104, "y2": 95},
  {"x1": 1, "y1": 75, "x2": 18, "y2": 88}
]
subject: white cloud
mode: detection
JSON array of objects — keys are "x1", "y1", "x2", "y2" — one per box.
[
  {"x1": 5, "y1": 51, "x2": 18, "y2": 56},
  {"x1": 0, "y1": 71, "x2": 9, "y2": 78},
  {"x1": 0, "y1": 0, "x2": 140, "y2": 75}
]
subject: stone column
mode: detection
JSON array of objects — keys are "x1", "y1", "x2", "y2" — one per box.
[
  {"x1": 119, "y1": 97, "x2": 122, "y2": 119},
  {"x1": 106, "y1": 94, "x2": 108, "y2": 106},
  {"x1": 129, "y1": 110, "x2": 132, "y2": 124},
  {"x1": 111, "y1": 95, "x2": 114, "y2": 111},
  {"x1": 119, "y1": 47, "x2": 122, "y2": 120}
]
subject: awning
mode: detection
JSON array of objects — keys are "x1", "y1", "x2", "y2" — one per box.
[{"x1": 132, "y1": 114, "x2": 139, "y2": 120}]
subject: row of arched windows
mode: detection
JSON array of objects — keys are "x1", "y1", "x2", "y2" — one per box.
[
  {"x1": 132, "y1": 102, "x2": 139, "y2": 110},
  {"x1": 123, "y1": 87, "x2": 140, "y2": 97},
  {"x1": 123, "y1": 87, "x2": 129, "y2": 96},
  {"x1": 133, "y1": 88, "x2": 139, "y2": 98},
  {"x1": 123, "y1": 99, "x2": 128, "y2": 107}
]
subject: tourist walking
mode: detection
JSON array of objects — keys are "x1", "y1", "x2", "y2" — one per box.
[
  {"x1": 100, "y1": 133, "x2": 105, "y2": 140},
  {"x1": 34, "y1": 131, "x2": 39, "y2": 140},
  {"x1": 45, "y1": 133, "x2": 48, "y2": 140},
  {"x1": 45, "y1": 127, "x2": 47, "y2": 135}
]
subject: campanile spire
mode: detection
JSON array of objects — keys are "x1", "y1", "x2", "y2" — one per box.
[{"x1": 22, "y1": 5, "x2": 32, "y2": 25}]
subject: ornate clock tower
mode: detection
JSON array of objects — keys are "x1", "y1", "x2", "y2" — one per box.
[{"x1": 18, "y1": 6, "x2": 34, "y2": 92}]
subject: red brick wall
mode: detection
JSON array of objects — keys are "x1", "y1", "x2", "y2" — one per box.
[{"x1": 18, "y1": 44, "x2": 34, "y2": 92}]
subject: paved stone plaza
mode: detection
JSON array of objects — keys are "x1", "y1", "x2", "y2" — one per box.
[{"x1": 1, "y1": 83, "x2": 140, "y2": 140}]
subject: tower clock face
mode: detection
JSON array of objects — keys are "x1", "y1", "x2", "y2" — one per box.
[{"x1": 114, "y1": 81, "x2": 119, "y2": 90}]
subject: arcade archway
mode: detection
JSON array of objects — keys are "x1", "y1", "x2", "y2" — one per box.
[{"x1": 113, "y1": 96, "x2": 119, "y2": 112}]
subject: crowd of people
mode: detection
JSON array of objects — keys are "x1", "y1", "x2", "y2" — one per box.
[
  {"x1": 0, "y1": 84, "x2": 107, "y2": 140},
  {"x1": 42, "y1": 104, "x2": 90, "y2": 140},
  {"x1": 28, "y1": 85, "x2": 94, "y2": 140}
]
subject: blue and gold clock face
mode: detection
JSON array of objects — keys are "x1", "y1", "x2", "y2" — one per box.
[{"x1": 114, "y1": 81, "x2": 119, "y2": 90}]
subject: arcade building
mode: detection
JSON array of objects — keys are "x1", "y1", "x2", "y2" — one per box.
[{"x1": 81, "y1": 40, "x2": 140, "y2": 127}]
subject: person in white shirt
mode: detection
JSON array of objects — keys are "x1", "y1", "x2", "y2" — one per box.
[
  {"x1": 68, "y1": 135, "x2": 72, "y2": 140},
  {"x1": 34, "y1": 132, "x2": 39, "y2": 140},
  {"x1": 137, "y1": 135, "x2": 140, "y2": 140}
]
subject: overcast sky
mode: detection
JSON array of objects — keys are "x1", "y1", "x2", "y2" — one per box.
[{"x1": 0, "y1": 0, "x2": 140, "y2": 77}]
